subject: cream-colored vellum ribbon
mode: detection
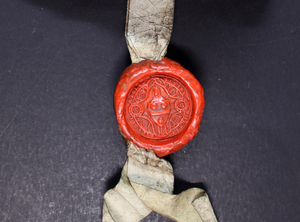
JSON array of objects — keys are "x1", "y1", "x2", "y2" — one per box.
[
  {"x1": 125, "y1": 0, "x2": 175, "y2": 63},
  {"x1": 102, "y1": 143, "x2": 218, "y2": 222},
  {"x1": 104, "y1": 0, "x2": 218, "y2": 220}
]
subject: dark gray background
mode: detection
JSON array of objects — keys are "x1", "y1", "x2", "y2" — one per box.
[{"x1": 0, "y1": 0, "x2": 299, "y2": 221}]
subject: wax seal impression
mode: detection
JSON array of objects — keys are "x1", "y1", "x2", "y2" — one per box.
[{"x1": 114, "y1": 58, "x2": 205, "y2": 157}]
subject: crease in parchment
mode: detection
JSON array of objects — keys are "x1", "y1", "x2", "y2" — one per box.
[{"x1": 125, "y1": 0, "x2": 175, "y2": 63}]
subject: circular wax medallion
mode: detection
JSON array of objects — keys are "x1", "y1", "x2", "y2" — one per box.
[{"x1": 114, "y1": 58, "x2": 205, "y2": 157}]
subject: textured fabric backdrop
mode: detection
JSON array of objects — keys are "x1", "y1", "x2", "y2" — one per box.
[{"x1": 0, "y1": 0, "x2": 299, "y2": 221}]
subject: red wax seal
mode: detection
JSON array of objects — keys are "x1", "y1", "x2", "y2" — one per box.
[{"x1": 114, "y1": 58, "x2": 205, "y2": 157}]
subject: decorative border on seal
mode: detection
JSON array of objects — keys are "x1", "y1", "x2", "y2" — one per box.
[{"x1": 114, "y1": 57, "x2": 205, "y2": 157}]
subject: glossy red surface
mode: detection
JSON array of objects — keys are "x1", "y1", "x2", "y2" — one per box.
[{"x1": 114, "y1": 58, "x2": 205, "y2": 157}]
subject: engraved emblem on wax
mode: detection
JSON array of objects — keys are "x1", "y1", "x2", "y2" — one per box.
[{"x1": 125, "y1": 76, "x2": 192, "y2": 140}]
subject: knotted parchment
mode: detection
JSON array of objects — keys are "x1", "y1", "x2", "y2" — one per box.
[{"x1": 102, "y1": 143, "x2": 218, "y2": 222}]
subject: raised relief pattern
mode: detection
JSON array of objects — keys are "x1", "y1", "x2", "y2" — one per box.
[{"x1": 125, "y1": 75, "x2": 192, "y2": 140}]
